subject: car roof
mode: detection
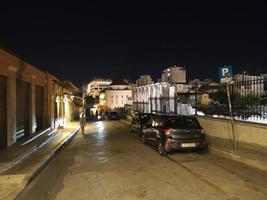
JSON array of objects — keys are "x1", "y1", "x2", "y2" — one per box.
[{"x1": 151, "y1": 114, "x2": 197, "y2": 120}]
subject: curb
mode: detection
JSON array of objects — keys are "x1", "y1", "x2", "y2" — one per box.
[
  {"x1": 29, "y1": 127, "x2": 80, "y2": 183},
  {"x1": 209, "y1": 146, "x2": 267, "y2": 172},
  {"x1": 15, "y1": 127, "x2": 80, "y2": 200},
  {"x1": 0, "y1": 145, "x2": 37, "y2": 174},
  {"x1": 0, "y1": 130, "x2": 60, "y2": 174}
]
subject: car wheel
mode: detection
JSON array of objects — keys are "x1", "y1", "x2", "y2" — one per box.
[
  {"x1": 158, "y1": 142, "x2": 167, "y2": 156},
  {"x1": 198, "y1": 145, "x2": 208, "y2": 154},
  {"x1": 129, "y1": 124, "x2": 133, "y2": 132},
  {"x1": 138, "y1": 129, "x2": 142, "y2": 137},
  {"x1": 141, "y1": 134, "x2": 147, "y2": 144}
]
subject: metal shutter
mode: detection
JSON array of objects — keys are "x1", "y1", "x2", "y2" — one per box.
[
  {"x1": 0, "y1": 75, "x2": 7, "y2": 150},
  {"x1": 16, "y1": 80, "x2": 30, "y2": 140},
  {"x1": 35, "y1": 85, "x2": 44, "y2": 131}
]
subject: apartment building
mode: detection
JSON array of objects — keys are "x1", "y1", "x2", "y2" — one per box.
[
  {"x1": 136, "y1": 75, "x2": 154, "y2": 86},
  {"x1": 86, "y1": 79, "x2": 112, "y2": 98},
  {"x1": 161, "y1": 65, "x2": 186, "y2": 83}
]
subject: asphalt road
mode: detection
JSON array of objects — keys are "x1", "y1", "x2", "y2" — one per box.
[{"x1": 17, "y1": 120, "x2": 267, "y2": 200}]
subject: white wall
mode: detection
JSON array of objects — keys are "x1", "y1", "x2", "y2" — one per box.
[{"x1": 105, "y1": 90, "x2": 132, "y2": 109}]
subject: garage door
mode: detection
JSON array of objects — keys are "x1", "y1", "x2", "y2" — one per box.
[
  {"x1": 35, "y1": 85, "x2": 44, "y2": 131},
  {"x1": 0, "y1": 75, "x2": 7, "y2": 150},
  {"x1": 16, "y1": 80, "x2": 30, "y2": 140}
]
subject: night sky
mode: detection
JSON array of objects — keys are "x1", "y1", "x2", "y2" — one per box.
[{"x1": 1, "y1": 1, "x2": 266, "y2": 86}]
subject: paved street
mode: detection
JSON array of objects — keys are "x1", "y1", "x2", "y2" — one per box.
[{"x1": 17, "y1": 120, "x2": 267, "y2": 200}]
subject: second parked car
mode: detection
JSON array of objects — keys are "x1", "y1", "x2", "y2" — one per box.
[
  {"x1": 108, "y1": 111, "x2": 121, "y2": 120},
  {"x1": 129, "y1": 113, "x2": 151, "y2": 136},
  {"x1": 141, "y1": 115, "x2": 208, "y2": 155}
]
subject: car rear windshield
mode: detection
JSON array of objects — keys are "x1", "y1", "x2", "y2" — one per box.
[
  {"x1": 110, "y1": 112, "x2": 119, "y2": 115},
  {"x1": 165, "y1": 118, "x2": 201, "y2": 129}
]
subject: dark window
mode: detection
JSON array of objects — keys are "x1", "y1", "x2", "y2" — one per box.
[{"x1": 110, "y1": 112, "x2": 119, "y2": 116}]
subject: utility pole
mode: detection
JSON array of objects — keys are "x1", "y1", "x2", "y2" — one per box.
[{"x1": 227, "y1": 81, "x2": 237, "y2": 153}]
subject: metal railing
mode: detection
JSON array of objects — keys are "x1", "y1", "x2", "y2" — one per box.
[
  {"x1": 194, "y1": 76, "x2": 267, "y2": 123},
  {"x1": 133, "y1": 76, "x2": 267, "y2": 124}
]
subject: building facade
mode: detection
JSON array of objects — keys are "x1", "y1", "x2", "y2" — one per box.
[
  {"x1": 133, "y1": 82, "x2": 195, "y2": 115},
  {"x1": 0, "y1": 48, "x2": 79, "y2": 150},
  {"x1": 136, "y1": 75, "x2": 154, "y2": 86},
  {"x1": 161, "y1": 65, "x2": 186, "y2": 83},
  {"x1": 86, "y1": 79, "x2": 112, "y2": 98},
  {"x1": 105, "y1": 80, "x2": 133, "y2": 110}
]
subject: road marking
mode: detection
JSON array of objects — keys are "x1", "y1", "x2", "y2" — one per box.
[{"x1": 166, "y1": 156, "x2": 226, "y2": 194}]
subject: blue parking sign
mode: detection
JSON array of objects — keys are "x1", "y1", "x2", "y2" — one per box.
[{"x1": 219, "y1": 65, "x2": 233, "y2": 82}]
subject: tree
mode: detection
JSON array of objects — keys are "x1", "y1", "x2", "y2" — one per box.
[
  {"x1": 261, "y1": 97, "x2": 267, "y2": 105},
  {"x1": 85, "y1": 96, "x2": 96, "y2": 107},
  {"x1": 235, "y1": 93, "x2": 261, "y2": 107},
  {"x1": 212, "y1": 90, "x2": 228, "y2": 105}
]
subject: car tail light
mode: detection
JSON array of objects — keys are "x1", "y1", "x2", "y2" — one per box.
[
  {"x1": 167, "y1": 141, "x2": 174, "y2": 149},
  {"x1": 200, "y1": 128, "x2": 205, "y2": 134},
  {"x1": 200, "y1": 140, "x2": 208, "y2": 147},
  {"x1": 163, "y1": 128, "x2": 172, "y2": 136}
]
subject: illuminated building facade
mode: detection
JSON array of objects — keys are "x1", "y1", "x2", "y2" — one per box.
[{"x1": 86, "y1": 79, "x2": 112, "y2": 98}]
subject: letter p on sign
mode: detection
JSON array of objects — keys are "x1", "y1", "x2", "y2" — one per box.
[
  {"x1": 222, "y1": 68, "x2": 229, "y2": 77},
  {"x1": 219, "y1": 65, "x2": 233, "y2": 83}
]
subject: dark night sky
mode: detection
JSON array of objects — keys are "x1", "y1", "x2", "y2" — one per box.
[{"x1": 0, "y1": 1, "x2": 266, "y2": 86}]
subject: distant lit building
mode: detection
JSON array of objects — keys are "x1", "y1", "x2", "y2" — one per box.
[
  {"x1": 136, "y1": 75, "x2": 154, "y2": 86},
  {"x1": 105, "y1": 80, "x2": 133, "y2": 109},
  {"x1": 86, "y1": 78, "x2": 112, "y2": 98},
  {"x1": 261, "y1": 74, "x2": 267, "y2": 79},
  {"x1": 188, "y1": 79, "x2": 219, "y2": 93},
  {"x1": 161, "y1": 65, "x2": 186, "y2": 83}
]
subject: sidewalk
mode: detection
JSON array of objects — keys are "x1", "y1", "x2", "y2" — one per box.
[
  {"x1": 0, "y1": 127, "x2": 55, "y2": 174},
  {"x1": 0, "y1": 122, "x2": 80, "y2": 200},
  {"x1": 207, "y1": 136, "x2": 267, "y2": 172}
]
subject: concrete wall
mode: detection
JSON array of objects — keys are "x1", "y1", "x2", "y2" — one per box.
[{"x1": 197, "y1": 116, "x2": 267, "y2": 147}]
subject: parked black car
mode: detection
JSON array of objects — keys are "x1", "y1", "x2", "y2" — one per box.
[
  {"x1": 141, "y1": 115, "x2": 208, "y2": 155},
  {"x1": 129, "y1": 113, "x2": 151, "y2": 136},
  {"x1": 108, "y1": 111, "x2": 121, "y2": 120}
]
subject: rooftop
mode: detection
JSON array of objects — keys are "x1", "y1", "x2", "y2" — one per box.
[{"x1": 110, "y1": 80, "x2": 129, "y2": 86}]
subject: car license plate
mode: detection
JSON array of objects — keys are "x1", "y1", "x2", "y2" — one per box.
[{"x1": 181, "y1": 143, "x2": 196, "y2": 148}]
